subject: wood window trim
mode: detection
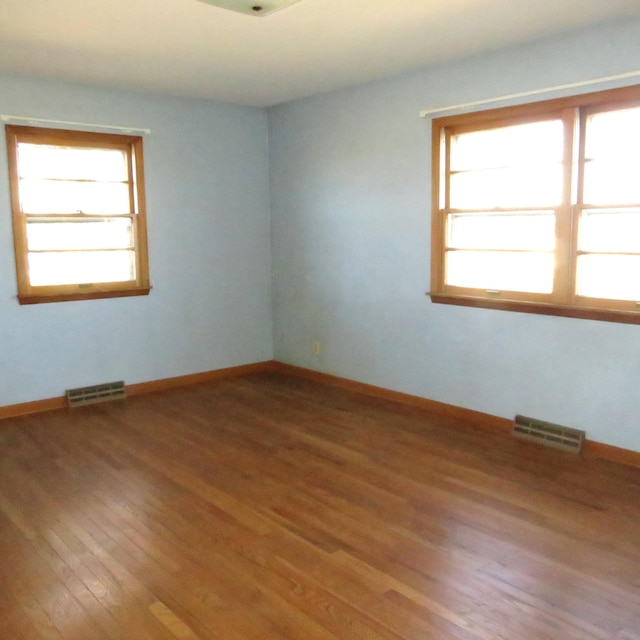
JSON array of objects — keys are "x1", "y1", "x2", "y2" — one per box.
[
  {"x1": 5, "y1": 125, "x2": 151, "y2": 305},
  {"x1": 429, "y1": 84, "x2": 640, "y2": 325},
  {"x1": 428, "y1": 293, "x2": 640, "y2": 325},
  {"x1": 17, "y1": 286, "x2": 152, "y2": 306}
]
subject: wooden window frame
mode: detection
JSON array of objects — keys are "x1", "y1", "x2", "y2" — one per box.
[
  {"x1": 5, "y1": 125, "x2": 151, "y2": 305},
  {"x1": 430, "y1": 84, "x2": 640, "y2": 325}
]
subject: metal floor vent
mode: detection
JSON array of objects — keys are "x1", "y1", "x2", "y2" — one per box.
[
  {"x1": 66, "y1": 381, "x2": 126, "y2": 407},
  {"x1": 513, "y1": 415, "x2": 585, "y2": 454}
]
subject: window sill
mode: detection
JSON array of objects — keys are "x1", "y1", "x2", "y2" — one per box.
[
  {"x1": 429, "y1": 293, "x2": 640, "y2": 325},
  {"x1": 18, "y1": 286, "x2": 151, "y2": 305}
]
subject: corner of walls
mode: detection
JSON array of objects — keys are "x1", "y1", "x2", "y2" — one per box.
[
  {"x1": 0, "y1": 74, "x2": 274, "y2": 406},
  {"x1": 266, "y1": 16, "x2": 640, "y2": 455}
]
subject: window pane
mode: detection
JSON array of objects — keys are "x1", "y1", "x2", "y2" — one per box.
[
  {"x1": 450, "y1": 165, "x2": 563, "y2": 209},
  {"x1": 577, "y1": 254, "x2": 640, "y2": 301},
  {"x1": 446, "y1": 250, "x2": 554, "y2": 293},
  {"x1": 28, "y1": 250, "x2": 135, "y2": 286},
  {"x1": 27, "y1": 218, "x2": 133, "y2": 251},
  {"x1": 585, "y1": 107, "x2": 640, "y2": 163},
  {"x1": 19, "y1": 179, "x2": 131, "y2": 214},
  {"x1": 451, "y1": 120, "x2": 563, "y2": 171},
  {"x1": 448, "y1": 211, "x2": 555, "y2": 250},
  {"x1": 584, "y1": 107, "x2": 640, "y2": 206},
  {"x1": 583, "y1": 161, "x2": 640, "y2": 205},
  {"x1": 579, "y1": 208, "x2": 640, "y2": 252},
  {"x1": 18, "y1": 143, "x2": 128, "y2": 182}
]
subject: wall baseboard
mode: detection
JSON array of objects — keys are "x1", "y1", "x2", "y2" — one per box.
[
  {"x1": 582, "y1": 440, "x2": 640, "y2": 469},
  {"x1": 270, "y1": 361, "x2": 512, "y2": 431},
  {"x1": 270, "y1": 362, "x2": 640, "y2": 469},
  {"x1": 1, "y1": 359, "x2": 638, "y2": 469},
  {"x1": 0, "y1": 361, "x2": 273, "y2": 421},
  {"x1": 0, "y1": 396, "x2": 67, "y2": 420},
  {"x1": 127, "y1": 361, "x2": 274, "y2": 396}
]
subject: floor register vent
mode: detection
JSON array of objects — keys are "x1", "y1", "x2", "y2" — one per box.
[
  {"x1": 513, "y1": 415, "x2": 585, "y2": 454},
  {"x1": 66, "y1": 381, "x2": 127, "y2": 407}
]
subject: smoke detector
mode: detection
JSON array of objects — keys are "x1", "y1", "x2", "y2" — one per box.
[{"x1": 198, "y1": 0, "x2": 302, "y2": 16}]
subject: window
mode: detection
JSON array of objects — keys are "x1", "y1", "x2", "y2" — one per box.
[
  {"x1": 5, "y1": 125, "x2": 150, "y2": 304},
  {"x1": 430, "y1": 85, "x2": 640, "y2": 324}
]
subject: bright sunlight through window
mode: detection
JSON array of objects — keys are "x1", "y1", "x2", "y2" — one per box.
[
  {"x1": 5, "y1": 126, "x2": 150, "y2": 304},
  {"x1": 430, "y1": 86, "x2": 640, "y2": 324}
]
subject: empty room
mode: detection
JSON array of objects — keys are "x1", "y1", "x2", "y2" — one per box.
[{"x1": 1, "y1": 1, "x2": 640, "y2": 638}]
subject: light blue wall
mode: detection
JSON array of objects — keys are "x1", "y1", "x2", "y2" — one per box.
[
  {"x1": 3, "y1": 17, "x2": 640, "y2": 454},
  {"x1": 269, "y1": 17, "x2": 640, "y2": 453},
  {"x1": 0, "y1": 75, "x2": 273, "y2": 406}
]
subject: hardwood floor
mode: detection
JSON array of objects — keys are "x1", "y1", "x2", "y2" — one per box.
[{"x1": 0, "y1": 372, "x2": 639, "y2": 639}]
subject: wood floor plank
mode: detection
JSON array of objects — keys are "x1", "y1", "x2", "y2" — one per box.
[{"x1": 1, "y1": 371, "x2": 639, "y2": 639}]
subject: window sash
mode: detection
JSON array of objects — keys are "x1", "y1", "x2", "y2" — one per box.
[
  {"x1": 430, "y1": 85, "x2": 640, "y2": 323},
  {"x1": 5, "y1": 125, "x2": 150, "y2": 304}
]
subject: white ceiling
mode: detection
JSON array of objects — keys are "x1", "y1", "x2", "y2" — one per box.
[{"x1": 1, "y1": 0, "x2": 640, "y2": 107}]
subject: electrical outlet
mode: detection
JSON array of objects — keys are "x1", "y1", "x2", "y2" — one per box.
[{"x1": 312, "y1": 339, "x2": 321, "y2": 355}]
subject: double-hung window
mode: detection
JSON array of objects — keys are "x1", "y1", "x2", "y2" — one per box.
[
  {"x1": 5, "y1": 125, "x2": 150, "y2": 304},
  {"x1": 430, "y1": 85, "x2": 640, "y2": 324}
]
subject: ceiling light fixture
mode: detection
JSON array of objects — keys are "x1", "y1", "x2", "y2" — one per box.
[{"x1": 197, "y1": 0, "x2": 302, "y2": 17}]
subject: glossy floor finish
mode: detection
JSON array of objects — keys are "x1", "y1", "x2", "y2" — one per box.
[{"x1": 0, "y1": 372, "x2": 639, "y2": 640}]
